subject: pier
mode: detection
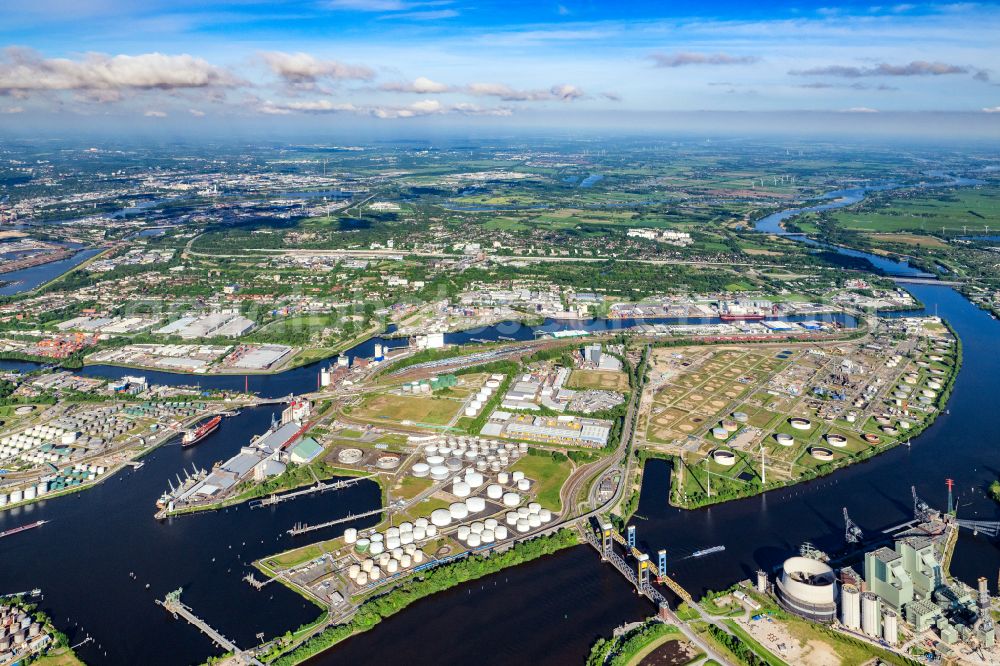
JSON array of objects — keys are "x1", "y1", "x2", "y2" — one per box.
[
  {"x1": 287, "y1": 506, "x2": 384, "y2": 535},
  {"x1": 157, "y1": 588, "x2": 262, "y2": 665},
  {"x1": 249, "y1": 474, "x2": 374, "y2": 509}
]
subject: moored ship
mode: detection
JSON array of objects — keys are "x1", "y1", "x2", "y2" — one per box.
[{"x1": 181, "y1": 415, "x2": 222, "y2": 448}]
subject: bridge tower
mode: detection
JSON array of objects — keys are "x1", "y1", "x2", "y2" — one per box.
[
  {"x1": 657, "y1": 549, "x2": 667, "y2": 584},
  {"x1": 637, "y1": 553, "x2": 650, "y2": 591},
  {"x1": 600, "y1": 521, "x2": 614, "y2": 560},
  {"x1": 627, "y1": 525, "x2": 636, "y2": 550},
  {"x1": 946, "y1": 478, "x2": 955, "y2": 515}
]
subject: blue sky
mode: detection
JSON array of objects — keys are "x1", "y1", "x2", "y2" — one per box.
[{"x1": 1, "y1": 0, "x2": 999, "y2": 130}]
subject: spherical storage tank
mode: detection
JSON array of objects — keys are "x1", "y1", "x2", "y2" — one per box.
[{"x1": 775, "y1": 556, "x2": 837, "y2": 622}]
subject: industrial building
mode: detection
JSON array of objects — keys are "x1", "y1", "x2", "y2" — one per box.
[{"x1": 774, "y1": 556, "x2": 838, "y2": 622}]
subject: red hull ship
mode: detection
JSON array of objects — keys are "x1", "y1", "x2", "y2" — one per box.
[
  {"x1": 182, "y1": 415, "x2": 222, "y2": 447},
  {"x1": 720, "y1": 313, "x2": 767, "y2": 321}
]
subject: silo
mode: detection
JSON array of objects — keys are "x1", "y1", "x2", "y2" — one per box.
[
  {"x1": 840, "y1": 584, "x2": 861, "y2": 629},
  {"x1": 881, "y1": 608, "x2": 898, "y2": 646},
  {"x1": 861, "y1": 592, "x2": 880, "y2": 637}
]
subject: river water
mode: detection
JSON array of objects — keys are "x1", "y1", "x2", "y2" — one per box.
[{"x1": 3, "y1": 176, "x2": 997, "y2": 665}]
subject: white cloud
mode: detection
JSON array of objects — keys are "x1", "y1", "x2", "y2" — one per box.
[
  {"x1": 0, "y1": 47, "x2": 240, "y2": 95},
  {"x1": 144, "y1": 109, "x2": 167, "y2": 117},
  {"x1": 466, "y1": 82, "x2": 585, "y2": 101},
  {"x1": 188, "y1": 108, "x2": 205, "y2": 116},
  {"x1": 791, "y1": 61, "x2": 969, "y2": 77},
  {"x1": 260, "y1": 51, "x2": 374, "y2": 89},
  {"x1": 380, "y1": 76, "x2": 451, "y2": 93},
  {"x1": 842, "y1": 106, "x2": 879, "y2": 113},
  {"x1": 983, "y1": 106, "x2": 1000, "y2": 113},
  {"x1": 1, "y1": 106, "x2": 23, "y2": 114},
  {"x1": 649, "y1": 52, "x2": 759, "y2": 68}
]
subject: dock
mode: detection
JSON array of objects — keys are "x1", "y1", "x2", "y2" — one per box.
[
  {"x1": 157, "y1": 588, "x2": 262, "y2": 665},
  {"x1": 249, "y1": 474, "x2": 374, "y2": 509},
  {"x1": 287, "y1": 506, "x2": 384, "y2": 536}
]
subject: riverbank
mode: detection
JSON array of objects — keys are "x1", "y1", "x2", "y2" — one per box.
[{"x1": 257, "y1": 529, "x2": 579, "y2": 666}]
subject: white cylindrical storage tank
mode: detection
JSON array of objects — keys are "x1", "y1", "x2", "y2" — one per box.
[
  {"x1": 431, "y1": 509, "x2": 452, "y2": 526},
  {"x1": 425, "y1": 525, "x2": 438, "y2": 537},
  {"x1": 449, "y1": 502, "x2": 469, "y2": 520},
  {"x1": 498, "y1": 472, "x2": 509, "y2": 485},
  {"x1": 517, "y1": 506, "x2": 531, "y2": 518},
  {"x1": 412, "y1": 463, "x2": 430, "y2": 478},
  {"x1": 512, "y1": 471, "x2": 525, "y2": 482},
  {"x1": 344, "y1": 528, "x2": 358, "y2": 544},
  {"x1": 517, "y1": 478, "x2": 531, "y2": 491},
  {"x1": 539, "y1": 509, "x2": 552, "y2": 522},
  {"x1": 457, "y1": 525, "x2": 471, "y2": 541},
  {"x1": 36, "y1": 481, "x2": 48, "y2": 496},
  {"x1": 355, "y1": 538, "x2": 370, "y2": 553},
  {"x1": 400, "y1": 531, "x2": 414, "y2": 545},
  {"x1": 23, "y1": 487, "x2": 36, "y2": 501},
  {"x1": 467, "y1": 532, "x2": 481, "y2": 548},
  {"x1": 516, "y1": 518, "x2": 530, "y2": 533},
  {"x1": 840, "y1": 584, "x2": 861, "y2": 630},
  {"x1": 370, "y1": 567, "x2": 381, "y2": 581},
  {"x1": 386, "y1": 527, "x2": 400, "y2": 539},
  {"x1": 387, "y1": 559, "x2": 399, "y2": 574},
  {"x1": 401, "y1": 554, "x2": 412, "y2": 568},
  {"x1": 356, "y1": 572, "x2": 368, "y2": 586},
  {"x1": 528, "y1": 502, "x2": 541, "y2": 514},
  {"x1": 465, "y1": 472, "x2": 484, "y2": 488},
  {"x1": 427, "y1": 455, "x2": 445, "y2": 466},
  {"x1": 470, "y1": 521, "x2": 484, "y2": 534},
  {"x1": 348, "y1": 564, "x2": 361, "y2": 578},
  {"x1": 370, "y1": 541, "x2": 384, "y2": 556},
  {"x1": 506, "y1": 512, "x2": 519, "y2": 525},
  {"x1": 481, "y1": 529, "x2": 495, "y2": 543},
  {"x1": 415, "y1": 517, "x2": 429, "y2": 529},
  {"x1": 386, "y1": 536, "x2": 401, "y2": 550},
  {"x1": 882, "y1": 608, "x2": 898, "y2": 646},
  {"x1": 487, "y1": 484, "x2": 503, "y2": 500},
  {"x1": 430, "y1": 465, "x2": 449, "y2": 480},
  {"x1": 861, "y1": 592, "x2": 881, "y2": 638},
  {"x1": 413, "y1": 526, "x2": 426, "y2": 541},
  {"x1": 452, "y1": 481, "x2": 471, "y2": 498},
  {"x1": 503, "y1": 492, "x2": 521, "y2": 507},
  {"x1": 10, "y1": 490, "x2": 23, "y2": 504},
  {"x1": 466, "y1": 496, "x2": 486, "y2": 513},
  {"x1": 495, "y1": 525, "x2": 509, "y2": 540},
  {"x1": 528, "y1": 514, "x2": 541, "y2": 528}
]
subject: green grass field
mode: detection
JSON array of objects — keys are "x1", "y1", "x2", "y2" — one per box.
[
  {"x1": 356, "y1": 393, "x2": 462, "y2": 426},
  {"x1": 833, "y1": 187, "x2": 1000, "y2": 234},
  {"x1": 510, "y1": 455, "x2": 573, "y2": 511}
]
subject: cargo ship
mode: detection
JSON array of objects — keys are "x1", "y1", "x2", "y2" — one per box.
[
  {"x1": 181, "y1": 415, "x2": 222, "y2": 448},
  {"x1": 719, "y1": 312, "x2": 767, "y2": 322},
  {"x1": 0, "y1": 520, "x2": 47, "y2": 539}
]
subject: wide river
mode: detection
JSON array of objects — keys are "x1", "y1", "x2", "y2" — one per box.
[{"x1": 3, "y1": 182, "x2": 999, "y2": 665}]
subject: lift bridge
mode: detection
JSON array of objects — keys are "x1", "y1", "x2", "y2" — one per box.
[{"x1": 584, "y1": 521, "x2": 693, "y2": 607}]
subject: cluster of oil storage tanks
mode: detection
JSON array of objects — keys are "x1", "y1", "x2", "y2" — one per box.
[
  {"x1": 0, "y1": 423, "x2": 78, "y2": 464},
  {"x1": 0, "y1": 462, "x2": 106, "y2": 508},
  {"x1": 411, "y1": 437, "x2": 528, "y2": 481},
  {"x1": 0, "y1": 604, "x2": 44, "y2": 656},
  {"x1": 344, "y1": 526, "x2": 428, "y2": 587},
  {"x1": 464, "y1": 381, "x2": 497, "y2": 418},
  {"x1": 504, "y1": 502, "x2": 553, "y2": 534}
]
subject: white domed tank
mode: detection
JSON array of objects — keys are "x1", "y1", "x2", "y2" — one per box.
[
  {"x1": 466, "y1": 496, "x2": 486, "y2": 513},
  {"x1": 430, "y1": 509, "x2": 452, "y2": 527},
  {"x1": 498, "y1": 472, "x2": 509, "y2": 485},
  {"x1": 386, "y1": 536, "x2": 401, "y2": 550},
  {"x1": 467, "y1": 532, "x2": 482, "y2": 547},
  {"x1": 370, "y1": 541, "x2": 384, "y2": 556},
  {"x1": 452, "y1": 481, "x2": 471, "y2": 498},
  {"x1": 449, "y1": 502, "x2": 469, "y2": 520},
  {"x1": 413, "y1": 526, "x2": 426, "y2": 540},
  {"x1": 414, "y1": 517, "x2": 429, "y2": 529},
  {"x1": 370, "y1": 567, "x2": 382, "y2": 581},
  {"x1": 517, "y1": 506, "x2": 531, "y2": 518},
  {"x1": 425, "y1": 525, "x2": 438, "y2": 537},
  {"x1": 427, "y1": 455, "x2": 445, "y2": 466},
  {"x1": 470, "y1": 521, "x2": 485, "y2": 534},
  {"x1": 413, "y1": 550, "x2": 425, "y2": 564},
  {"x1": 481, "y1": 529, "x2": 495, "y2": 543},
  {"x1": 446, "y1": 457, "x2": 463, "y2": 471},
  {"x1": 506, "y1": 512, "x2": 519, "y2": 525},
  {"x1": 503, "y1": 492, "x2": 521, "y2": 507},
  {"x1": 401, "y1": 554, "x2": 412, "y2": 568},
  {"x1": 516, "y1": 518, "x2": 530, "y2": 533},
  {"x1": 539, "y1": 509, "x2": 552, "y2": 522},
  {"x1": 362, "y1": 558, "x2": 374, "y2": 572},
  {"x1": 349, "y1": 564, "x2": 361, "y2": 578},
  {"x1": 512, "y1": 471, "x2": 525, "y2": 482},
  {"x1": 424, "y1": 444, "x2": 439, "y2": 455},
  {"x1": 527, "y1": 502, "x2": 541, "y2": 514},
  {"x1": 430, "y1": 465, "x2": 449, "y2": 480},
  {"x1": 495, "y1": 525, "x2": 509, "y2": 540},
  {"x1": 484, "y1": 518, "x2": 498, "y2": 530},
  {"x1": 528, "y1": 514, "x2": 541, "y2": 528},
  {"x1": 387, "y1": 559, "x2": 399, "y2": 574},
  {"x1": 487, "y1": 484, "x2": 503, "y2": 499},
  {"x1": 412, "y1": 463, "x2": 430, "y2": 478},
  {"x1": 356, "y1": 572, "x2": 369, "y2": 586},
  {"x1": 386, "y1": 527, "x2": 400, "y2": 539},
  {"x1": 465, "y1": 472, "x2": 484, "y2": 488},
  {"x1": 344, "y1": 528, "x2": 358, "y2": 544},
  {"x1": 457, "y1": 525, "x2": 471, "y2": 541},
  {"x1": 517, "y1": 478, "x2": 531, "y2": 491},
  {"x1": 400, "y1": 531, "x2": 414, "y2": 545}
]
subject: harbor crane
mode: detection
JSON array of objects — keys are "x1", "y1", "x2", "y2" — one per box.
[{"x1": 843, "y1": 507, "x2": 863, "y2": 544}]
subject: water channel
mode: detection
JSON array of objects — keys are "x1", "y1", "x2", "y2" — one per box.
[{"x1": 2, "y1": 177, "x2": 997, "y2": 665}]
